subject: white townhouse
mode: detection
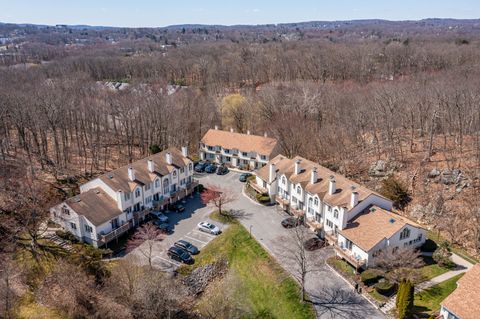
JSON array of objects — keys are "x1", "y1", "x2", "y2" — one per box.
[
  {"x1": 50, "y1": 147, "x2": 197, "y2": 248},
  {"x1": 255, "y1": 154, "x2": 426, "y2": 270},
  {"x1": 440, "y1": 264, "x2": 480, "y2": 319},
  {"x1": 199, "y1": 126, "x2": 280, "y2": 170}
]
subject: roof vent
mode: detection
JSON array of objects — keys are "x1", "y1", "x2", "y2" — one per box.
[
  {"x1": 389, "y1": 218, "x2": 396, "y2": 224},
  {"x1": 108, "y1": 174, "x2": 114, "y2": 179},
  {"x1": 94, "y1": 189, "x2": 100, "y2": 194}
]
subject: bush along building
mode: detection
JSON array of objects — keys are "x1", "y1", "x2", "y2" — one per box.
[
  {"x1": 199, "y1": 126, "x2": 280, "y2": 170},
  {"x1": 50, "y1": 147, "x2": 197, "y2": 247},
  {"x1": 255, "y1": 154, "x2": 426, "y2": 270}
]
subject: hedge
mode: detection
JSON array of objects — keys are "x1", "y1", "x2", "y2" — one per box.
[
  {"x1": 421, "y1": 239, "x2": 438, "y2": 252},
  {"x1": 375, "y1": 280, "x2": 395, "y2": 296},
  {"x1": 255, "y1": 193, "x2": 271, "y2": 203},
  {"x1": 360, "y1": 269, "x2": 384, "y2": 285}
]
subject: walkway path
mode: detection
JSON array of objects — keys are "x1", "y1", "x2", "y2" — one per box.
[{"x1": 380, "y1": 252, "x2": 474, "y2": 314}]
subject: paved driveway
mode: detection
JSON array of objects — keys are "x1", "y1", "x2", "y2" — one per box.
[
  {"x1": 128, "y1": 192, "x2": 227, "y2": 271},
  {"x1": 197, "y1": 170, "x2": 385, "y2": 319}
]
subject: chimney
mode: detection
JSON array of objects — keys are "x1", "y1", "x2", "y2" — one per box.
[
  {"x1": 269, "y1": 163, "x2": 276, "y2": 183},
  {"x1": 166, "y1": 152, "x2": 173, "y2": 165},
  {"x1": 295, "y1": 160, "x2": 301, "y2": 175},
  {"x1": 328, "y1": 175, "x2": 336, "y2": 195},
  {"x1": 128, "y1": 167, "x2": 135, "y2": 181},
  {"x1": 350, "y1": 186, "x2": 359, "y2": 208},
  {"x1": 264, "y1": 132, "x2": 268, "y2": 138},
  {"x1": 214, "y1": 125, "x2": 218, "y2": 130},
  {"x1": 310, "y1": 167, "x2": 318, "y2": 184},
  {"x1": 230, "y1": 127, "x2": 234, "y2": 133},
  {"x1": 147, "y1": 159, "x2": 155, "y2": 172},
  {"x1": 181, "y1": 146, "x2": 188, "y2": 158},
  {"x1": 247, "y1": 130, "x2": 251, "y2": 135}
]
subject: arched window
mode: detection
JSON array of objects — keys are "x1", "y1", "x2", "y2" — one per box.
[
  {"x1": 282, "y1": 176, "x2": 286, "y2": 185},
  {"x1": 172, "y1": 170, "x2": 177, "y2": 177},
  {"x1": 163, "y1": 178, "x2": 169, "y2": 188},
  {"x1": 400, "y1": 228, "x2": 411, "y2": 240},
  {"x1": 155, "y1": 178, "x2": 160, "y2": 188},
  {"x1": 296, "y1": 186, "x2": 301, "y2": 195},
  {"x1": 135, "y1": 188, "x2": 141, "y2": 198},
  {"x1": 333, "y1": 209, "x2": 339, "y2": 219},
  {"x1": 314, "y1": 197, "x2": 319, "y2": 206}
]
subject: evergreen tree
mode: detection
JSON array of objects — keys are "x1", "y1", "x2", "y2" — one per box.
[{"x1": 397, "y1": 279, "x2": 415, "y2": 319}]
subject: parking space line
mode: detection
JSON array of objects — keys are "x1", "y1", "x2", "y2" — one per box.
[
  {"x1": 154, "y1": 256, "x2": 180, "y2": 267},
  {"x1": 191, "y1": 229, "x2": 217, "y2": 239},
  {"x1": 184, "y1": 235, "x2": 208, "y2": 245}
]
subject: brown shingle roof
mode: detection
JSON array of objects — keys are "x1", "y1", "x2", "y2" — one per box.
[
  {"x1": 441, "y1": 264, "x2": 480, "y2": 319},
  {"x1": 201, "y1": 129, "x2": 279, "y2": 156},
  {"x1": 66, "y1": 188, "x2": 122, "y2": 226},
  {"x1": 99, "y1": 147, "x2": 192, "y2": 193},
  {"x1": 339, "y1": 206, "x2": 423, "y2": 252},
  {"x1": 256, "y1": 154, "x2": 386, "y2": 209}
]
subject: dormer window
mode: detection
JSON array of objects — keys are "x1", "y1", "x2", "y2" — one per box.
[
  {"x1": 400, "y1": 228, "x2": 411, "y2": 240},
  {"x1": 224, "y1": 149, "x2": 230, "y2": 154}
]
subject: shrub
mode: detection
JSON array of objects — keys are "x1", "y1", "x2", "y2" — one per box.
[
  {"x1": 433, "y1": 247, "x2": 455, "y2": 268},
  {"x1": 375, "y1": 280, "x2": 395, "y2": 296},
  {"x1": 149, "y1": 144, "x2": 161, "y2": 154},
  {"x1": 255, "y1": 193, "x2": 270, "y2": 204},
  {"x1": 360, "y1": 269, "x2": 384, "y2": 285},
  {"x1": 55, "y1": 230, "x2": 79, "y2": 243},
  {"x1": 421, "y1": 239, "x2": 438, "y2": 252},
  {"x1": 196, "y1": 184, "x2": 205, "y2": 193},
  {"x1": 379, "y1": 176, "x2": 411, "y2": 210}
]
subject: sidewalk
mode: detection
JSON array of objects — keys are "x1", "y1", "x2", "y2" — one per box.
[{"x1": 380, "y1": 252, "x2": 474, "y2": 314}]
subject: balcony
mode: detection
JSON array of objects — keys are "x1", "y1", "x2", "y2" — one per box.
[
  {"x1": 290, "y1": 206, "x2": 305, "y2": 217},
  {"x1": 250, "y1": 182, "x2": 267, "y2": 194},
  {"x1": 98, "y1": 222, "x2": 131, "y2": 245},
  {"x1": 334, "y1": 244, "x2": 366, "y2": 269},
  {"x1": 186, "y1": 180, "x2": 199, "y2": 192},
  {"x1": 306, "y1": 218, "x2": 322, "y2": 231},
  {"x1": 325, "y1": 230, "x2": 337, "y2": 244},
  {"x1": 275, "y1": 195, "x2": 289, "y2": 206}
]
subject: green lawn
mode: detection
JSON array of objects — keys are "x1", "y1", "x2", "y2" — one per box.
[
  {"x1": 428, "y1": 230, "x2": 478, "y2": 265},
  {"x1": 414, "y1": 273, "x2": 464, "y2": 318},
  {"x1": 179, "y1": 221, "x2": 315, "y2": 319},
  {"x1": 327, "y1": 257, "x2": 357, "y2": 281},
  {"x1": 420, "y1": 256, "x2": 451, "y2": 281},
  {"x1": 369, "y1": 289, "x2": 390, "y2": 303}
]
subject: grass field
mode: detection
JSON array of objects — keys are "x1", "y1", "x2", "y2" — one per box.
[
  {"x1": 178, "y1": 220, "x2": 315, "y2": 319},
  {"x1": 414, "y1": 273, "x2": 464, "y2": 317},
  {"x1": 420, "y1": 256, "x2": 451, "y2": 281}
]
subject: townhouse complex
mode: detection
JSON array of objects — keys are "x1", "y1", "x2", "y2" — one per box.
[
  {"x1": 255, "y1": 154, "x2": 426, "y2": 269},
  {"x1": 440, "y1": 264, "x2": 480, "y2": 319},
  {"x1": 199, "y1": 127, "x2": 280, "y2": 170},
  {"x1": 50, "y1": 147, "x2": 196, "y2": 247}
]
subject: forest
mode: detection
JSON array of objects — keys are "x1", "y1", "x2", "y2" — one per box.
[{"x1": 0, "y1": 20, "x2": 479, "y2": 318}]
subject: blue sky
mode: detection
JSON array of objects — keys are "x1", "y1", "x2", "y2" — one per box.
[{"x1": 0, "y1": 0, "x2": 478, "y2": 27}]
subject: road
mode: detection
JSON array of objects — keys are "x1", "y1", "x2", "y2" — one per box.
[{"x1": 198, "y1": 170, "x2": 385, "y2": 319}]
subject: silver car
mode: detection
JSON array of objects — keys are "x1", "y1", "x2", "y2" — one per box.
[
  {"x1": 198, "y1": 221, "x2": 221, "y2": 235},
  {"x1": 151, "y1": 211, "x2": 169, "y2": 223}
]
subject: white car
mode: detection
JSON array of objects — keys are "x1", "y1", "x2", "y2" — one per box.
[
  {"x1": 150, "y1": 211, "x2": 169, "y2": 223},
  {"x1": 198, "y1": 221, "x2": 221, "y2": 235}
]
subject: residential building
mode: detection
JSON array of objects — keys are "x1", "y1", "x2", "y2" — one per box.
[
  {"x1": 50, "y1": 147, "x2": 197, "y2": 247},
  {"x1": 440, "y1": 264, "x2": 480, "y2": 319},
  {"x1": 255, "y1": 154, "x2": 426, "y2": 269},
  {"x1": 199, "y1": 126, "x2": 280, "y2": 170}
]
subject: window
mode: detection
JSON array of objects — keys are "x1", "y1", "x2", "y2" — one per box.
[
  {"x1": 62, "y1": 207, "x2": 70, "y2": 215},
  {"x1": 155, "y1": 178, "x2": 160, "y2": 188},
  {"x1": 163, "y1": 178, "x2": 169, "y2": 194},
  {"x1": 187, "y1": 176, "x2": 192, "y2": 184},
  {"x1": 146, "y1": 196, "x2": 152, "y2": 204},
  {"x1": 171, "y1": 184, "x2": 177, "y2": 192},
  {"x1": 180, "y1": 178, "x2": 185, "y2": 185},
  {"x1": 133, "y1": 203, "x2": 141, "y2": 212},
  {"x1": 326, "y1": 220, "x2": 333, "y2": 228},
  {"x1": 145, "y1": 183, "x2": 151, "y2": 191},
  {"x1": 225, "y1": 157, "x2": 231, "y2": 162},
  {"x1": 85, "y1": 224, "x2": 93, "y2": 233},
  {"x1": 207, "y1": 146, "x2": 214, "y2": 151},
  {"x1": 172, "y1": 170, "x2": 177, "y2": 177},
  {"x1": 333, "y1": 209, "x2": 339, "y2": 219},
  {"x1": 242, "y1": 152, "x2": 248, "y2": 157},
  {"x1": 314, "y1": 198, "x2": 319, "y2": 206},
  {"x1": 135, "y1": 188, "x2": 141, "y2": 198},
  {"x1": 260, "y1": 155, "x2": 266, "y2": 160},
  {"x1": 292, "y1": 197, "x2": 297, "y2": 203},
  {"x1": 70, "y1": 222, "x2": 77, "y2": 230},
  {"x1": 296, "y1": 186, "x2": 301, "y2": 195},
  {"x1": 224, "y1": 149, "x2": 230, "y2": 154},
  {"x1": 124, "y1": 207, "x2": 131, "y2": 214},
  {"x1": 308, "y1": 197, "x2": 313, "y2": 206},
  {"x1": 326, "y1": 205, "x2": 332, "y2": 212},
  {"x1": 189, "y1": 163, "x2": 193, "y2": 171},
  {"x1": 282, "y1": 176, "x2": 286, "y2": 185},
  {"x1": 180, "y1": 167, "x2": 185, "y2": 173},
  {"x1": 400, "y1": 228, "x2": 411, "y2": 240},
  {"x1": 124, "y1": 192, "x2": 131, "y2": 201}
]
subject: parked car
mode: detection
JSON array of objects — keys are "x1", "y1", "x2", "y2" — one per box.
[
  {"x1": 194, "y1": 161, "x2": 208, "y2": 172},
  {"x1": 168, "y1": 203, "x2": 185, "y2": 212},
  {"x1": 167, "y1": 246, "x2": 194, "y2": 264},
  {"x1": 216, "y1": 165, "x2": 229, "y2": 175},
  {"x1": 239, "y1": 173, "x2": 252, "y2": 182},
  {"x1": 204, "y1": 163, "x2": 217, "y2": 173},
  {"x1": 150, "y1": 211, "x2": 169, "y2": 222},
  {"x1": 198, "y1": 221, "x2": 221, "y2": 235},
  {"x1": 174, "y1": 240, "x2": 199, "y2": 255},
  {"x1": 281, "y1": 217, "x2": 300, "y2": 228},
  {"x1": 303, "y1": 237, "x2": 325, "y2": 251},
  {"x1": 153, "y1": 220, "x2": 173, "y2": 234}
]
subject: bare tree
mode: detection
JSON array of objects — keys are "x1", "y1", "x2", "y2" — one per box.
[
  {"x1": 126, "y1": 223, "x2": 165, "y2": 269},
  {"x1": 374, "y1": 247, "x2": 425, "y2": 282},
  {"x1": 201, "y1": 184, "x2": 237, "y2": 216}
]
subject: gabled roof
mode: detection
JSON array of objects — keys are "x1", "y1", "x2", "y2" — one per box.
[
  {"x1": 257, "y1": 154, "x2": 387, "y2": 209},
  {"x1": 66, "y1": 188, "x2": 122, "y2": 226},
  {"x1": 201, "y1": 129, "x2": 278, "y2": 156},
  {"x1": 441, "y1": 264, "x2": 480, "y2": 319},
  {"x1": 339, "y1": 206, "x2": 424, "y2": 252},
  {"x1": 98, "y1": 147, "x2": 192, "y2": 193}
]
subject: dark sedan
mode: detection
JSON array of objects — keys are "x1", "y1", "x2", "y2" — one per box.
[
  {"x1": 174, "y1": 240, "x2": 199, "y2": 255},
  {"x1": 216, "y1": 165, "x2": 229, "y2": 175},
  {"x1": 153, "y1": 220, "x2": 173, "y2": 234},
  {"x1": 168, "y1": 203, "x2": 185, "y2": 212},
  {"x1": 205, "y1": 163, "x2": 217, "y2": 173},
  {"x1": 194, "y1": 161, "x2": 208, "y2": 172},
  {"x1": 239, "y1": 173, "x2": 252, "y2": 182},
  {"x1": 167, "y1": 246, "x2": 193, "y2": 264},
  {"x1": 281, "y1": 217, "x2": 300, "y2": 228}
]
